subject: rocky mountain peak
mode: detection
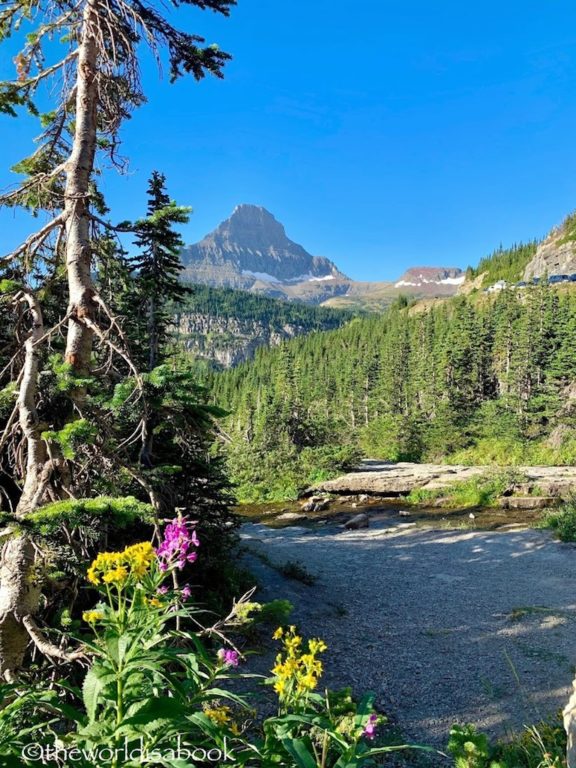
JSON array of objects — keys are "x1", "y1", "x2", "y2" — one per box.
[
  {"x1": 180, "y1": 204, "x2": 346, "y2": 286},
  {"x1": 210, "y1": 204, "x2": 300, "y2": 255}
]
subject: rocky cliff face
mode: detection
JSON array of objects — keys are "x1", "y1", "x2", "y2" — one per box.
[
  {"x1": 175, "y1": 312, "x2": 317, "y2": 368},
  {"x1": 524, "y1": 214, "x2": 576, "y2": 279}
]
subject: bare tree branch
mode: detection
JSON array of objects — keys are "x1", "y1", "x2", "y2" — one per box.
[{"x1": 22, "y1": 615, "x2": 86, "y2": 662}]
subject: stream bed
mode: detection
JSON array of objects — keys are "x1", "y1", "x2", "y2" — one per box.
[
  {"x1": 236, "y1": 497, "x2": 547, "y2": 532},
  {"x1": 238, "y1": 498, "x2": 572, "y2": 752}
]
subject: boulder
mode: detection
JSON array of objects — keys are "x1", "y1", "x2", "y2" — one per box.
[
  {"x1": 398, "y1": 510, "x2": 411, "y2": 517},
  {"x1": 499, "y1": 496, "x2": 559, "y2": 510},
  {"x1": 345, "y1": 513, "x2": 370, "y2": 530},
  {"x1": 301, "y1": 501, "x2": 316, "y2": 513},
  {"x1": 276, "y1": 512, "x2": 308, "y2": 523}
]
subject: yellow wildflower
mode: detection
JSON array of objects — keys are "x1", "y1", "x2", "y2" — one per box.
[
  {"x1": 297, "y1": 673, "x2": 317, "y2": 692},
  {"x1": 273, "y1": 679, "x2": 286, "y2": 695},
  {"x1": 123, "y1": 542, "x2": 155, "y2": 577},
  {"x1": 301, "y1": 653, "x2": 323, "y2": 675},
  {"x1": 86, "y1": 540, "x2": 156, "y2": 586},
  {"x1": 272, "y1": 627, "x2": 284, "y2": 640},
  {"x1": 308, "y1": 639, "x2": 327, "y2": 654},
  {"x1": 284, "y1": 634, "x2": 302, "y2": 656},
  {"x1": 204, "y1": 706, "x2": 231, "y2": 726},
  {"x1": 271, "y1": 625, "x2": 327, "y2": 704},
  {"x1": 102, "y1": 566, "x2": 128, "y2": 585},
  {"x1": 82, "y1": 610, "x2": 104, "y2": 624},
  {"x1": 145, "y1": 597, "x2": 162, "y2": 608}
]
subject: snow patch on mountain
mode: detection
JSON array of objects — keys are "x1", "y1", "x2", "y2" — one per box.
[
  {"x1": 439, "y1": 275, "x2": 465, "y2": 286},
  {"x1": 241, "y1": 270, "x2": 281, "y2": 283}
]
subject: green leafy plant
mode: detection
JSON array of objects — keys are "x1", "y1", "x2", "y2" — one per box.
[
  {"x1": 0, "y1": 517, "x2": 421, "y2": 768},
  {"x1": 447, "y1": 724, "x2": 505, "y2": 768},
  {"x1": 408, "y1": 471, "x2": 526, "y2": 509},
  {"x1": 257, "y1": 599, "x2": 294, "y2": 626},
  {"x1": 448, "y1": 715, "x2": 567, "y2": 768},
  {"x1": 41, "y1": 419, "x2": 98, "y2": 460},
  {"x1": 541, "y1": 497, "x2": 576, "y2": 541}
]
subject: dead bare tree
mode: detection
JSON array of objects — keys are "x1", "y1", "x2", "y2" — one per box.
[{"x1": 0, "y1": 0, "x2": 235, "y2": 679}]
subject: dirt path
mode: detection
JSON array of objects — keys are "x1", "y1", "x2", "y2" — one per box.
[{"x1": 241, "y1": 517, "x2": 576, "y2": 748}]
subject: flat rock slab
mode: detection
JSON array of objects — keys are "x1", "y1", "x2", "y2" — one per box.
[
  {"x1": 312, "y1": 461, "x2": 576, "y2": 497},
  {"x1": 241, "y1": 521, "x2": 576, "y2": 749}
]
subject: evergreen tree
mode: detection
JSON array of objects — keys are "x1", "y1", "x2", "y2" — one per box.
[{"x1": 131, "y1": 172, "x2": 191, "y2": 370}]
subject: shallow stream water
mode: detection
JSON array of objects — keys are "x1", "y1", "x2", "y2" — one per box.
[{"x1": 236, "y1": 497, "x2": 546, "y2": 531}]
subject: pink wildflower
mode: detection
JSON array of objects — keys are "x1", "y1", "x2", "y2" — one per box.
[
  {"x1": 217, "y1": 648, "x2": 240, "y2": 667},
  {"x1": 156, "y1": 517, "x2": 200, "y2": 572},
  {"x1": 363, "y1": 714, "x2": 379, "y2": 740}
]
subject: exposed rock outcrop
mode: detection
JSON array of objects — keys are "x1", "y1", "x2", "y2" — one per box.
[
  {"x1": 312, "y1": 461, "x2": 576, "y2": 499},
  {"x1": 395, "y1": 266, "x2": 464, "y2": 289},
  {"x1": 524, "y1": 214, "x2": 576, "y2": 279},
  {"x1": 175, "y1": 312, "x2": 309, "y2": 368},
  {"x1": 345, "y1": 513, "x2": 370, "y2": 530}
]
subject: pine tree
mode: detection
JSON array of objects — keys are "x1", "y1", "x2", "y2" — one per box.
[{"x1": 131, "y1": 172, "x2": 191, "y2": 371}]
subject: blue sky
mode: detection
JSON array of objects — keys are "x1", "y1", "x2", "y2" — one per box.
[{"x1": 1, "y1": 0, "x2": 576, "y2": 281}]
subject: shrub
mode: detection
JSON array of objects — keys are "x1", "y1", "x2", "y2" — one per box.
[
  {"x1": 447, "y1": 724, "x2": 503, "y2": 768},
  {"x1": 448, "y1": 715, "x2": 567, "y2": 768},
  {"x1": 542, "y1": 497, "x2": 576, "y2": 541},
  {"x1": 408, "y1": 471, "x2": 525, "y2": 509}
]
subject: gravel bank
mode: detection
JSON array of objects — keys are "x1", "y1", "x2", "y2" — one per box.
[{"x1": 241, "y1": 517, "x2": 576, "y2": 749}]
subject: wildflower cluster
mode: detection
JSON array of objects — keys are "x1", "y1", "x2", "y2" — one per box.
[
  {"x1": 272, "y1": 626, "x2": 327, "y2": 703},
  {"x1": 8, "y1": 515, "x2": 393, "y2": 768},
  {"x1": 87, "y1": 541, "x2": 156, "y2": 587},
  {"x1": 203, "y1": 705, "x2": 232, "y2": 726},
  {"x1": 203, "y1": 705, "x2": 242, "y2": 735},
  {"x1": 156, "y1": 516, "x2": 199, "y2": 571}
]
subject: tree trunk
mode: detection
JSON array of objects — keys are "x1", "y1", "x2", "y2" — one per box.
[
  {"x1": 0, "y1": 293, "x2": 45, "y2": 678},
  {"x1": 64, "y1": 0, "x2": 98, "y2": 381},
  {"x1": 0, "y1": 0, "x2": 99, "y2": 677}
]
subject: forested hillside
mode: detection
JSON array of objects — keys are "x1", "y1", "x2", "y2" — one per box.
[
  {"x1": 209, "y1": 285, "x2": 576, "y2": 501},
  {"x1": 177, "y1": 283, "x2": 353, "y2": 325},
  {"x1": 466, "y1": 241, "x2": 538, "y2": 286},
  {"x1": 174, "y1": 284, "x2": 353, "y2": 367}
]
